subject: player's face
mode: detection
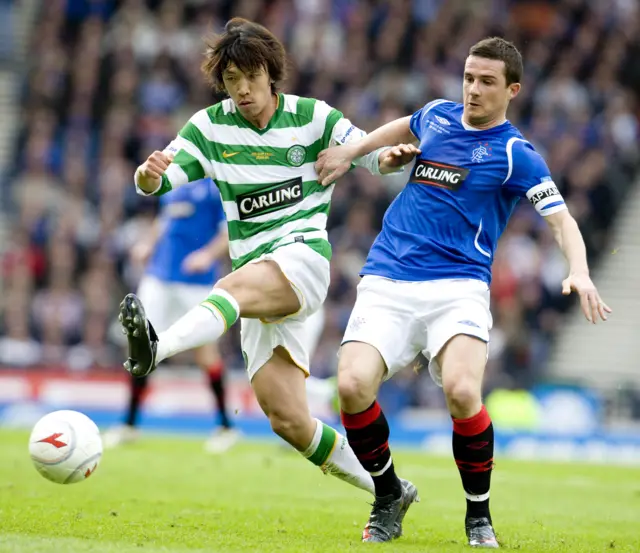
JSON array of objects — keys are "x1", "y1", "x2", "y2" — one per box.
[
  {"x1": 462, "y1": 56, "x2": 520, "y2": 128},
  {"x1": 222, "y1": 63, "x2": 274, "y2": 124}
]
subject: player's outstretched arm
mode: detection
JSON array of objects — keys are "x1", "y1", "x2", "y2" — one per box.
[
  {"x1": 135, "y1": 110, "x2": 215, "y2": 197},
  {"x1": 545, "y1": 210, "x2": 611, "y2": 324},
  {"x1": 316, "y1": 116, "x2": 417, "y2": 186}
]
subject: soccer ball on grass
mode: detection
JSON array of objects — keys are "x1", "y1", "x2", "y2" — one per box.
[{"x1": 28, "y1": 410, "x2": 103, "y2": 484}]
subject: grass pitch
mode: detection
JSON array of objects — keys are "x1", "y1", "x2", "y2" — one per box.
[{"x1": 1, "y1": 428, "x2": 639, "y2": 552}]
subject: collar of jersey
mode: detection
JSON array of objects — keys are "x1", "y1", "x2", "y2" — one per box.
[
  {"x1": 233, "y1": 93, "x2": 284, "y2": 135},
  {"x1": 460, "y1": 117, "x2": 510, "y2": 132}
]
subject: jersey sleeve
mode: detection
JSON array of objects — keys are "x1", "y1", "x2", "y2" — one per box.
[
  {"x1": 503, "y1": 139, "x2": 567, "y2": 217},
  {"x1": 312, "y1": 100, "x2": 379, "y2": 175},
  {"x1": 310, "y1": 99, "x2": 349, "y2": 151},
  {"x1": 330, "y1": 117, "x2": 398, "y2": 175},
  {"x1": 137, "y1": 109, "x2": 216, "y2": 197},
  {"x1": 409, "y1": 99, "x2": 445, "y2": 141},
  {"x1": 328, "y1": 117, "x2": 366, "y2": 147},
  {"x1": 323, "y1": 106, "x2": 405, "y2": 176}
]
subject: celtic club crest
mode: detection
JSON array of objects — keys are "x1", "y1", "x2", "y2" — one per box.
[{"x1": 286, "y1": 145, "x2": 306, "y2": 167}]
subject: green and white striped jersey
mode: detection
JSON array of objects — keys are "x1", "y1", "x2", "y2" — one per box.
[{"x1": 146, "y1": 94, "x2": 374, "y2": 270}]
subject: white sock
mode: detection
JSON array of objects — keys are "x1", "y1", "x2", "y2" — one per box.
[
  {"x1": 155, "y1": 288, "x2": 240, "y2": 363},
  {"x1": 302, "y1": 418, "x2": 374, "y2": 496}
]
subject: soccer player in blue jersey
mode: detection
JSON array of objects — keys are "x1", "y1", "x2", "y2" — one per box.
[
  {"x1": 315, "y1": 37, "x2": 611, "y2": 547},
  {"x1": 105, "y1": 177, "x2": 238, "y2": 453}
]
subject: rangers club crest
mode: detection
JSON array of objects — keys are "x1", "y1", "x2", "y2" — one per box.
[{"x1": 471, "y1": 142, "x2": 492, "y2": 163}]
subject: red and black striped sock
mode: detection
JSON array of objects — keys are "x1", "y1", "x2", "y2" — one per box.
[
  {"x1": 125, "y1": 374, "x2": 148, "y2": 427},
  {"x1": 208, "y1": 361, "x2": 231, "y2": 429},
  {"x1": 452, "y1": 405, "x2": 494, "y2": 520},
  {"x1": 341, "y1": 401, "x2": 402, "y2": 499}
]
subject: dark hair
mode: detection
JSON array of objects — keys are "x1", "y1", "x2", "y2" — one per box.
[
  {"x1": 201, "y1": 18, "x2": 286, "y2": 94},
  {"x1": 469, "y1": 37, "x2": 523, "y2": 85}
]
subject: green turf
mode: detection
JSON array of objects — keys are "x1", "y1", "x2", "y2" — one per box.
[{"x1": 1, "y1": 428, "x2": 639, "y2": 552}]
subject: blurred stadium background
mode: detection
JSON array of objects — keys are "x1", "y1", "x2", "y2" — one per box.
[{"x1": 1, "y1": 0, "x2": 639, "y2": 462}]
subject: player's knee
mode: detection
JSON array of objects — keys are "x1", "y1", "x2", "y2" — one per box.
[
  {"x1": 337, "y1": 343, "x2": 385, "y2": 409},
  {"x1": 337, "y1": 344, "x2": 384, "y2": 412},
  {"x1": 214, "y1": 273, "x2": 240, "y2": 298},
  {"x1": 337, "y1": 370, "x2": 376, "y2": 413},
  {"x1": 268, "y1": 412, "x2": 295, "y2": 439},
  {"x1": 443, "y1": 376, "x2": 482, "y2": 418},
  {"x1": 268, "y1": 409, "x2": 309, "y2": 449},
  {"x1": 213, "y1": 272, "x2": 257, "y2": 315}
]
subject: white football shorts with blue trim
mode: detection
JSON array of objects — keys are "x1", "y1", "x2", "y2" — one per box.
[{"x1": 341, "y1": 276, "x2": 492, "y2": 385}]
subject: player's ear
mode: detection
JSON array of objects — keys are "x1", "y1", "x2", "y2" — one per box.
[{"x1": 508, "y1": 82, "x2": 521, "y2": 100}]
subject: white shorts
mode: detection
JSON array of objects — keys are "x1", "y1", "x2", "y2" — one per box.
[
  {"x1": 241, "y1": 243, "x2": 330, "y2": 381},
  {"x1": 342, "y1": 276, "x2": 492, "y2": 386},
  {"x1": 137, "y1": 275, "x2": 212, "y2": 332},
  {"x1": 305, "y1": 306, "x2": 325, "y2": 357}
]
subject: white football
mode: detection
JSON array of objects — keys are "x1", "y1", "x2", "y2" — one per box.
[{"x1": 28, "y1": 410, "x2": 103, "y2": 484}]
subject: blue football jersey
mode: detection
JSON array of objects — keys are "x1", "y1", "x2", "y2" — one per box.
[
  {"x1": 146, "y1": 177, "x2": 226, "y2": 285},
  {"x1": 362, "y1": 100, "x2": 567, "y2": 284}
]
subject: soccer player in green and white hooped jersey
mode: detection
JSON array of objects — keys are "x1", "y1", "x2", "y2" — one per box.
[{"x1": 118, "y1": 17, "x2": 419, "y2": 539}]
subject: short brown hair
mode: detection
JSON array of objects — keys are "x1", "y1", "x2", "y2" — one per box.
[
  {"x1": 201, "y1": 18, "x2": 287, "y2": 94},
  {"x1": 469, "y1": 37, "x2": 523, "y2": 85}
]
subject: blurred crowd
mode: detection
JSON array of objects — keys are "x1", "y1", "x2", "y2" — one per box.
[{"x1": 1, "y1": 0, "x2": 639, "y2": 409}]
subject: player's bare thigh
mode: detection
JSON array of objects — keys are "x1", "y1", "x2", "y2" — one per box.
[
  {"x1": 216, "y1": 261, "x2": 300, "y2": 319},
  {"x1": 437, "y1": 334, "x2": 488, "y2": 419}
]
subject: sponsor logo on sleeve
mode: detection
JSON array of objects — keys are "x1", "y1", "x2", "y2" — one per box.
[
  {"x1": 336, "y1": 123, "x2": 366, "y2": 145},
  {"x1": 339, "y1": 125, "x2": 356, "y2": 144}
]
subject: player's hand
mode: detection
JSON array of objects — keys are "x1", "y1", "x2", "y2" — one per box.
[
  {"x1": 562, "y1": 272, "x2": 611, "y2": 324},
  {"x1": 378, "y1": 144, "x2": 421, "y2": 173},
  {"x1": 182, "y1": 248, "x2": 214, "y2": 274},
  {"x1": 130, "y1": 241, "x2": 155, "y2": 267},
  {"x1": 137, "y1": 151, "x2": 174, "y2": 190},
  {"x1": 315, "y1": 145, "x2": 357, "y2": 187}
]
